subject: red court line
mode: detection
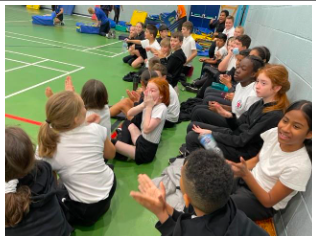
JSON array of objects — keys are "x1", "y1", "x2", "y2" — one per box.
[
  {"x1": 6, "y1": 114, "x2": 122, "y2": 138},
  {"x1": 5, "y1": 114, "x2": 42, "y2": 126}
]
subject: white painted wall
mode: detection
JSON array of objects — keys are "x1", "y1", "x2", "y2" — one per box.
[{"x1": 244, "y1": 5, "x2": 312, "y2": 102}]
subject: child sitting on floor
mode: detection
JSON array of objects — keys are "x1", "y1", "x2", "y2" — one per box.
[
  {"x1": 46, "y1": 76, "x2": 111, "y2": 139},
  {"x1": 5, "y1": 127, "x2": 73, "y2": 236},
  {"x1": 229, "y1": 100, "x2": 312, "y2": 221},
  {"x1": 125, "y1": 24, "x2": 160, "y2": 68},
  {"x1": 113, "y1": 77, "x2": 170, "y2": 164},
  {"x1": 130, "y1": 149, "x2": 268, "y2": 236},
  {"x1": 38, "y1": 91, "x2": 116, "y2": 226},
  {"x1": 184, "y1": 64, "x2": 291, "y2": 162}
]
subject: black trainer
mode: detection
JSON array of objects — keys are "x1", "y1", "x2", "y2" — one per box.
[{"x1": 185, "y1": 85, "x2": 199, "y2": 93}]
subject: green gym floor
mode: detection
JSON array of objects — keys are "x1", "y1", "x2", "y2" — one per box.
[{"x1": 5, "y1": 5, "x2": 200, "y2": 236}]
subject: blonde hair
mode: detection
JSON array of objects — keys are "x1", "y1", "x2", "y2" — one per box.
[
  {"x1": 38, "y1": 91, "x2": 83, "y2": 157},
  {"x1": 160, "y1": 38, "x2": 170, "y2": 48},
  {"x1": 257, "y1": 64, "x2": 290, "y2": 113},
  {"x1": 235, "y1": 26, "x2": 244, "y2": 34},
  {"x1": 88, "y1": 7, "x2": 94, "y2": 14}
]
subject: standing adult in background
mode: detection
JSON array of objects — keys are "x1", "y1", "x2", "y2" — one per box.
[
  {"x1": 52, "y1": 5, "x2": 64, "y2": 26},
  {"x1": 100, "y1": 5, "x2": 113, "y2": 17},
  {"x1": 209, "y1": 10, "x2": 229, "y2": 35},
  {"x1": 176, "y1": 5, "x2": 187, "y2": 32},
  {"x1": 114, "y1": 5, "x2": 123, "y2": 24}
]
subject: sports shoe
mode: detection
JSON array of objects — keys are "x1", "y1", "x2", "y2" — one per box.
[
  {"x1": 111, "y1": 30, "x2": 116, "y2": 39},
  {"x1": 60, "y1": 21, "x2": 65, "y2": 26},
  {"x1": 123, "y1": 72, "x2": 135, "y2": 82},
  {"x1": 185, "y1": 85, "x2": 199, "y2": 93},
  {"x1": 179, "y1": 144, "x2": 187, "y2": 155}
]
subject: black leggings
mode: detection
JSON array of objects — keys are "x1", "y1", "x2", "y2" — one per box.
[
  {"x1": 231, "y1": 178, "x2": 277, "y2": 221},
  {"x1": 114, "y1": 8, "x2": 120, "y2": 23},
  {"x1": 202, "y1": 88, "x2": 232, "y2": 106},
  {"x1": 189, "y1": 105, "x2": 230, "y2": 130},
  {"x1": 185, "y1": 122, "x2": 253, "y2": 162}
]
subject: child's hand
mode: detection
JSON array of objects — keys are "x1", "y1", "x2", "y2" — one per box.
[
  {"x1": 124, "y1": 38, "x2": 129, "y2": 42},
  {"x1": 199, "y1": 57, "x2": 206, "y2": 62},
  {"x1": 209, "y1": 101, "x2": 231, "y2": 118},
  {"x1": 86, "y1": 113, "x2": 101, "y2": 124},
  {"x1": 130, "y1": 174, "x2": 167, "y2": 218},
  {"x1": 45, "y1": 87, "x2": 54, "y2": 98},
  {"x1": 65, "y1": 76, "x2": 75, "y2": 92},
  {"x1": 219, "y1": 74, "x2": 232, "y2": 86},
  {"x1": 215, "y1": 51, "x2": 222, "y2": 60},
  {"x1": 144, "y1": 90, "x2": 155, "y2": 108},
  {"x1": 145, "y1": 46, "x2": 152, "y2": 52},
  {"x1": 226, "y1": 157, "x2": 250, "y2": 178},
  {"x1": 192, "y1": 124, "x2": 212, "y2": 135},
  {"x1": 126, "y1": 90, "x2": 140, "y2": 102},
  {"x1": 224, "y1": 93, "x2": 234, "y2": 101}
]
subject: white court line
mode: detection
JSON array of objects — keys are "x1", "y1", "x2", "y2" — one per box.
[
  {"x1": 5, "y1": 58, "x2": 49, "y2": 73},
  {"x1": 5, "y1": 58, "x2": 68, "y2": 73},
  {"x1": 5, "y1": 20, "x2": 32, "y2": 23},
  {"x1": 5, "y1": 35, "x2": 115, "y2": 58},
  {"x1": 110, "y1": 51, "x2": 129, "y2": 58},
  {"x1": 83, "y1": 41, "x2": 122, "y2": 51},
  {"x1": 5, "y1": 67, "x2": 85, "y2": 99},
  {"x1": 6, "y1": 50, "x2": 83, "y2": 68},
  {"x1": 6, "y1": 31, "x2": 117, "y2": 55}
]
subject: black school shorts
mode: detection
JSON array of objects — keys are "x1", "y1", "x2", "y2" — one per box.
[{"x1": 135, "y1": 135, "x2": 159, "y2": 165}]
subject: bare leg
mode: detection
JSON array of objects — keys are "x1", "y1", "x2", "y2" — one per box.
[
  {"x1": 131, "y1": 56, "x2": 144, "y2": 69},
  {"x1": 45, "y1": 87, "x2": 54, "y2": 98},
  {"x1": 128, "y1": 123, "x2": 141, "y2": 145},
  {"x1": 110, "y1": 98, "x2": 134, "y2": 118},
  {"x1": 54, "y1": 18, "x2": 60, "y2": 25},
  {"x1": 115, "y1": 141, "x2": 136, "y2": 159}
]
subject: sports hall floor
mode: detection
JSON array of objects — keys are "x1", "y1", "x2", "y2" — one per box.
[{"x1": 5, "y1": 5, "x2": 201, "y2": 236}]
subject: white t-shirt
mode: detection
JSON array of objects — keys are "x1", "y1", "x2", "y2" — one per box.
[
  {"x1": 214, "y1": 46, "x2": 227, "y2": 60},
  {"x1": 43, "y1": 123, "x2": 114, "y2": 204},
  {"x1": 167, "y1": 84, "x2": 180, "y2": 123},
  {"x1": 141, "y1": 39, "x2": 161, "y2": 67},
  {"x1": 251, "y1": 127, "x2": 311, "y2": 210},
  {"x1": 182, "y1": 35, "x2": 196, "y2": 67},
  {"x1": 141, "y1": 103, "x2": 167, "y2": 143},
  {"x1": 227, "y1": 55, "x2": 237, "y2": 71},
  {"x1": 232, "y1": 82, "x2": 260, "y2": 118},
  {"x1": 86, "y1": 105, "x2": 111, "y2": 139},
  {"x1": 223, "y1": 27, "x2": 235, "y2": 39}
]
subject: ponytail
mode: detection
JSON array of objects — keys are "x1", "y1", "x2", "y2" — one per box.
[
  {"x1": 38, "y1": 122, "x2": 60, "y2": 158},
  {"x1": 5, "y1": 186, "x2": 31, "y2": 227},
  {"x1": 263, "y1": 92, "x2": 290, "y2": 113},
  {"x1": 37, "y1": 91, "x2": 83, "y2": 158},
  {"x1": 5, "y1": 127, "x2": 35, "y2": 227}
]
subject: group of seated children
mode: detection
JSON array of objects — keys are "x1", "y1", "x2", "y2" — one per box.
[{"x1": 5, "y1": 15, "x2": 312, "y2": 237}]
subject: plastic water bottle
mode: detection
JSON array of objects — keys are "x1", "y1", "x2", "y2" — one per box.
[
  {"x1": 122, "y1": 41, "x2": 128, "y2": 52},
  {"x1": 211, "y1": 82, "x2": 229, "y2": 92},
  {"x1": 232, "y1": 47, "x2": 240, "y2": 55},
  {"x1": 198, "y1": 133, "x2": 223, "y2": 157}
]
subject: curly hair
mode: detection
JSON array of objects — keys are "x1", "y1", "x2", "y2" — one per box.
[{"x1": 183, "y1": 149, "x2": 234, "y2": 213}]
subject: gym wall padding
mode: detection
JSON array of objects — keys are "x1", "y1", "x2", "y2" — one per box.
[{"x1": 32, "y1": 12, "x2": 56, "y2": 26}]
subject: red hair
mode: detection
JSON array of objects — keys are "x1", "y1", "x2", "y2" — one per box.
[
  {"x1": 148, "y1": 77, "x2": 170, "y2": 106},
  {"x1": 257, "y1": 64, "x2": 290, "y2": 113}
]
